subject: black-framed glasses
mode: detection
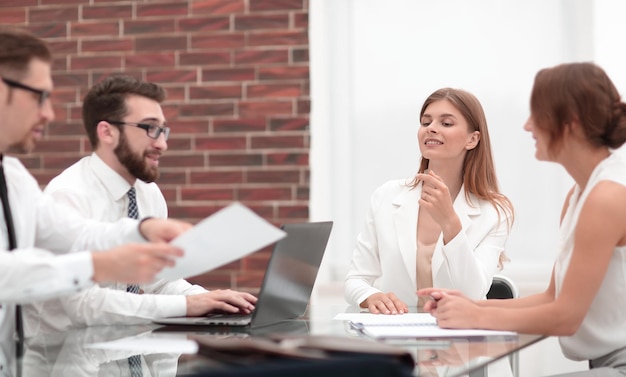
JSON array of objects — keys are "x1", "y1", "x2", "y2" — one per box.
[
  {"x1": 105, "y1": 120, "x2": 170, "y2": 140},
  {"x1": 1, "y1": 77, "x2": 51, "y2": 107}
]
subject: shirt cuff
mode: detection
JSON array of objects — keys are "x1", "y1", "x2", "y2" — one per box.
[
  {"x1": 59, "y1": 252, "x2": 94, "y2": 291},
  {"x1": 156, "y1": 295, "x2": 188, "y2": 318}
]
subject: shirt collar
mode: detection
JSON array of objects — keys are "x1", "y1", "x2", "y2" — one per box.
[{"x1": 89, "y1": 152, "x2": 135, "y2": 201}]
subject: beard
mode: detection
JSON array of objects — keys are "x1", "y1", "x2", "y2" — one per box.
[{"x1": 114, "y1": 132, "x2": 160, "y2": 183}]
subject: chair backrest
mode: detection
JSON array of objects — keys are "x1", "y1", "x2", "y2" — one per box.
[{"x1": 486, "y1": 275, "x2": 518, "y2": 299}]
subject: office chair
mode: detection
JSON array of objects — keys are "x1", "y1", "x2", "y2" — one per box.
[{"x1": 486, "y1": 275, "x2": 519, "y2": 377}]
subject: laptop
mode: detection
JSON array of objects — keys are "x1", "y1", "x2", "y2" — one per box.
[{"x1": 153, "y1": 221, "x2": 333, "y2": 328}]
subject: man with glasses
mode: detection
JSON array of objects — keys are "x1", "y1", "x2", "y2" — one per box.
[
  {"x1": 24, "y1": 76, "x2": 257, "y2": 334},
  {"x1": 0, "y1": 26, "x2": 190, "y2": 368}
]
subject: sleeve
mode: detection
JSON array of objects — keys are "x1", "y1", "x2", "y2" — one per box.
[
  {"x1": 34, "y1": 192, "x2": 145, "y2": 254},
  {"x1": 59, "y1": 285, "x2": 188, "y2": 326},
  {"x1": 436, "y1": 205, "x2": 512, "y2": 299},
  {"x1": 142, "y1": 278, "x2": 207, "y2": 296},
  {"x1": 0, "y1": 249, "x2": 93, "y2": 304},
  {"x1": 344, "y1": 187, "x2": 385, "y2": 307}
]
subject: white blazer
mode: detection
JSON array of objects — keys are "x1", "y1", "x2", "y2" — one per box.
[{"x1": 344, "y1": 179, "x2": 511, "y2": 308}]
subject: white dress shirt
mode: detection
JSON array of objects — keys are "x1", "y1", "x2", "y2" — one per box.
[
  {"x1": 0, "y1": 156, "x2": 146, "y2": 348},
  {"x1": 24, "y1": 154, "x2": 206, "y2": 335}
]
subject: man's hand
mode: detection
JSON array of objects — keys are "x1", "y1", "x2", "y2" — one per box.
[
  {"x1": 186, "y1": 290, "x2": 258, "y2": 317},
  {"x1": 91, "y1": 243, "x2": 183, "y2": 284},
  {"x1": 360, "y1": 292, "x2": 408, "y2": 314},
  {"x1": 139, "y1": 218, "x2": 192, "y2": 243}
]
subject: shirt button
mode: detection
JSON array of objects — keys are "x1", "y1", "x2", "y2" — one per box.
[{"x1": 73, "y1": 279, "x2": 79, "y2": 285}]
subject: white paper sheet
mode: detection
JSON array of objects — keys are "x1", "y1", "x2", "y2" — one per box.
[
  {"x1": 334, "y1": 312, "x2": 516, "y2": 338},
  {"x1": 157, "y1": 202, "x2": 286, "y2": 280}
]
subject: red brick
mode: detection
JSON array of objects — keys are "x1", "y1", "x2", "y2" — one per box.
[
  {"x1": 177, "y1": 16, "x2": 230, "y2": 32},
  {"x1": 240, "y1": 250, "x2": 271, "y2": 271},
  {"x1": 83, "y1": 4, "x2": 132, "y2": 19},
  {"x1": 187, "y1": 271, "x2": 233, "y2": 289},
  {"x1": 202, "y1": 67, "x2": 255, "y2": 82},
  {"x1": 164, "y1": 137, "x2": 192, "y2": 151},
  {"x1": 234, "y1": 49, "x2": 288, "y2": 65},
  {"x1": 269, "y1": 117, "x2": 308, "y2": 131},
  {"x1": 248, "y1": 30, "x2": 307, "y2": 47},
  {"x1": 278, "y1": 204, "x2": 308, "y2": 218},
  {"x1": 82, "y1": 38, "x2": 134, "y2": 53},
  {"x1": 162, "y1": 86, "x2": 185, "y2": 102},
  {"x1": 0, "y1": 0, "x2": 36, "y2": 6},
  {"x1": 179, "y1": 103, "x2": 235, "y2": 117},
  {"x1": 213, "y1": 118, "x2": 266, "y2": 133},
  {"x1": 259, "y1": 66, "x2": 308, "y2": 80},
  {"x1": 52, "y1": 72, "x2": 89, "y2": 88},
  {"x1": 159, "y1": 154, "x2": 205, "y2": 167},
  {"x1": 247, "y1": 170, "x2": 300, "y2": 183},
  {"x1": 191, "y1": 34, "x2": 245, "y2": 49},
  {"x1": 124, "y1": 19, "x2": 175, "y2": 35},
  {"x1": 181, "y1": 187, "x2": 234, "y2": 201},
  {"x1": 235, "y1": 272, "x2": 264, "y2": 291},
  {"x1": 195, "y1": 136, "x2": 247, "y2": 150},
  {"x1": 34, "y1": 139, "x2": 82, "y2": 153},
  {"x1": 251, "y1": 135, "x2": 304, "y2": 149},
  {"x1": 296, "y1": 186, "x2": 308, "y2": 200},
  {"x1": 48, "y1": 121, "x2": 85, "y2": 136},
  {"x1": 160, "y1": 188, "x2": 177, "y2": 201},
  {"x1": 179, "y1": 51, "x2": 231, "y2": 66},
  {"x1": 297, "y1": 99, "x2": 310, "y2": 114},
  {"x1": 48, "y1": 40, "x2": 78, "y2": 54},
  {"x1": 136, "y1": 36, "x2": 187, "y2": 52},
  {"x1": 42, "y1": 155, "x2": 83, "y2": 169},
  {"x1": 169, "y1": 119, "x2": 210, "y2": 134},
  {"x1": 125, "y1": 53, "x2": 176, "y2": 69},
  {"x1": 68, "y1": 105, "x2": 82, "y2": 121},
  {"x1": 293, "y1": 12, "x2": 308, "y2": 28},
  {"x1": 18, "y1": 156, "x2": 41, "y2": 169},
  {"x1": 189, "y1": 85, "x2": 242, "y2": 100},
  {"x1": 92, "y1": 71, "x2": 143, "y2": 85},
  {"x1": 190, "y1": 170, "x2": 244, "y2": 184},
  {"x1": 247, "y1": 83, "x2": 301, "y2": 98},
  {"x1": 191, "y1": 0, "x2": 244, "y2": 15},
  {"x1": 235, "y1": 14, "x2": 289, "y2": 30},
  {"x1": 156, "y1": 171, "x2": 187, "y2": 185},
  {"x1": 137, "y1": 2, "x2": 188, "y2": 17},
  {"x1": 0, "y1": 8, "x2": 26, "y2": 24},
  {"x1": 71, "y1": 21, "x2": 119, "y2": 37},
  {"x1": 291, "y1": 48, "x2": 308, "y2": 63},
  {"x1": 51, "y1": 58, "x2": 68, "y2": 73},
  {"x1": 70, "y1": 56, "x2": 122, "y2": 70},
  {"x1": 146, "y1": 69, "x2": 197, "y2": 84},
  {"x1": 209, "y1": 154, "x2": 262, "y2": 167},
  {"x1": 167, "y1": 204, "x2": 223, "y2": 220},
  {"x1": 49, "y1": 107, "x2": 68, "y2": 123},
  {"x1": 267, "y1": 152, "x2": 308, "y2": 166},
  {"x1": 40, "y1": 0, "x2": 84, "y2": 4},
  {"x1": 26, "y1": 23, "x2": 67, "y2": 38},
  {"x1": 237, "y1": 187, "x2": 292, "y2": 201},
  {"x1": 51, "y1": 88, "x2": 79, "y2": 104},
  {"x1": 30, "y1": 6, "x2": 78, "y2": 23},
  {"x1": 249, "y1": 0, "x2": 303, "y2": 11},
  {"x1": 238, "y1": 100, "x2": 292, "y2": 117},
  {"x1": 160, "y1": 104, "x2": 180, "y2": 119}
]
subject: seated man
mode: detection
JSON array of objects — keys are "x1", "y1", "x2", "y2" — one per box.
[{"x1": 24, "y1": 76, "x2": 256, "y2": 335}]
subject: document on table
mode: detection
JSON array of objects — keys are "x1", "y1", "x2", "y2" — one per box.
[
  {"x1": 334, "y1": 312, "x2": 516, "y2": 339},
  {"x1": 157, "y1": 202, "x2": 286, "y2": 280}
]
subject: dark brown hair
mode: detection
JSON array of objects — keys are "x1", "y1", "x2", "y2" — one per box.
[
  {"x1": 82, "y1": 75, "x2": 166, "y2": 148},
  {"x1": 530, "y1": 62, "x2": 626, "y2": 152},
  {"x1": 0, "y1": 27, "x2": 52, "y2": 78}
]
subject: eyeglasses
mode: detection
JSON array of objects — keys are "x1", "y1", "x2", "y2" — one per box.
[
  {"x1": 106, "y1": 120, "x2": 170, "y2": 140},
  {"x1": 1, "y1": 77, "x2": 51, "y2": 107}
]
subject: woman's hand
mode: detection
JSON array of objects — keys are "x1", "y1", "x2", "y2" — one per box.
[
  {"x1": 417, "y1": 288, "x2": 481, "y2": 328},
  {"x1": 416, "y1": 170, "x2": 462, "y2": 243},
  {"x1": 360, "y1": 292, "x2": 409, "y2": 314}
]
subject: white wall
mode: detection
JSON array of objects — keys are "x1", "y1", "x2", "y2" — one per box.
[{"x1": 309, "y1": 0, "x2": 626, "y2": 375}]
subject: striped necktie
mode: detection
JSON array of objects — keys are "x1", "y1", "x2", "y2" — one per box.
[{"x1": 126, "y1": 187, "x2": 143, "y2": 376}]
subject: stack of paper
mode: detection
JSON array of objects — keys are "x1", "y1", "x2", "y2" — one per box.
[{"x1": 334, "y1": 313, "x2": 516, "y2": 339}]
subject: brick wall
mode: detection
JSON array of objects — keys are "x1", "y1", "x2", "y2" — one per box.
[{"x1": 1, "y1": 0, "x2": 310, "y2": 293}]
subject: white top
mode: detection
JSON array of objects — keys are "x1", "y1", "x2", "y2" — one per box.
[
  {"x1": 555, "y1": 152, "x2": 626, "y2": 360},
  {"x1": 24, "y1": 154, "x2": 206, "y2": 335},
  {"x1": 0, "y1": 156, "x2": 145, "y2": 344},
  {"x1": 344, "y1": 179, "x2": 511, "y2": 307}
]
